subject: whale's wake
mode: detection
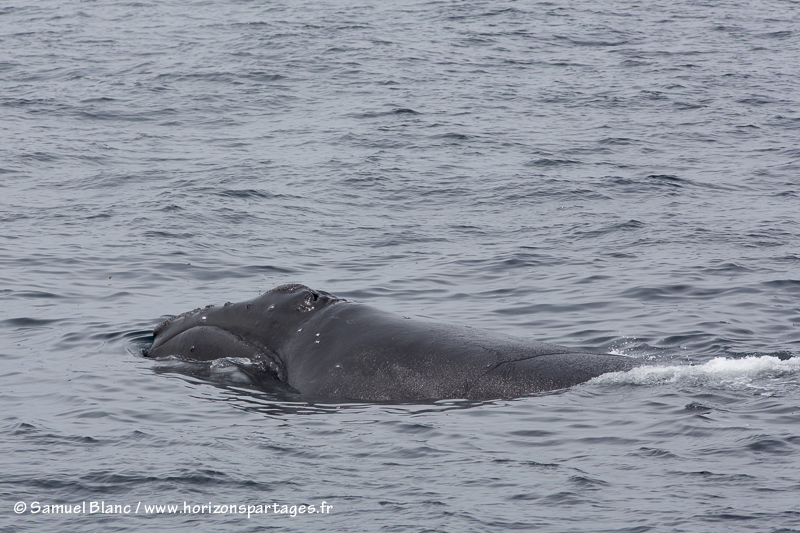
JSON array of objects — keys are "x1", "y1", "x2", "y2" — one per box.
[{"x1": 591, "y1": 355, "x2": 800, "y2": 393}]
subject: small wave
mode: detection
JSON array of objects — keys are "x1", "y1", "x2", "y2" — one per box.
[
  {"x1": 592, "y1": 356, "x2": 800, "y2": 389},
  {"x1": 153, "y1": 355, "x2": 255, "y2": 381},
  {"x1": 208, "y1": 358, "x2": 256, "y2": 384}
]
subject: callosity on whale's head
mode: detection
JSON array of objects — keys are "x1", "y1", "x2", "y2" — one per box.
[
  {"x1": 243, "y1": 284, "x2": 345, "y2": 336},
  {"x1": 263, "y1": 283, "x2": 343, "y2": 314}
]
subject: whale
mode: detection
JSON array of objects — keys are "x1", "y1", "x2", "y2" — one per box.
[{"x1": 146, "y1": 284, "x2": 637, "y2": 401}]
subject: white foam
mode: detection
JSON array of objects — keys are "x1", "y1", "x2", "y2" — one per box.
[
  {"x1": 591, "y1": 355, "x2": 800, "y2": 389},
  {"x1": 209, "y1": 357, "x2": 255, "y2": 384}
]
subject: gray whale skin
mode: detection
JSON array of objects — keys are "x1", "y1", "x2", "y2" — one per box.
[{"x1": 147, "y1": 284, "x2": 636, "y2": 401}]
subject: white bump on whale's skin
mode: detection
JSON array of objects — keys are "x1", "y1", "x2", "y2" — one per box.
[{"x1": 148, "y1": 284, "x2": 639, "y2": 401}]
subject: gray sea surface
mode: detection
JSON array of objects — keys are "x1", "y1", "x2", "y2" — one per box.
[{"x1": 2, "y1": 0, "x2": 800, "y2": 531}]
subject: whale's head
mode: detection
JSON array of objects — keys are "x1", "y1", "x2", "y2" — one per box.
[{"x1": 148, "y1": 284, "x2": 345, "y2": 363}]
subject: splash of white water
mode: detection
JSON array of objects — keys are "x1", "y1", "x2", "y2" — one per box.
[{"x1": 591, "y1": 355, "x2": 800, "y2": 388}]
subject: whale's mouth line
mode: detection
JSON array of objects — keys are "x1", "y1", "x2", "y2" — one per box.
[
  {"x1": 188, "y1": 325, "x2": 288, "y2": 381},
  {"x1": 149, "y1": 324, "x2": 287, "y2": 382},
  {"x1": 230, "y1": 330, "x2": 287, "y2": 381}
]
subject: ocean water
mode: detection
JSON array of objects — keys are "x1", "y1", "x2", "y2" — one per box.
[{"x1": 2, "y1": 0, "x2": 800, "y2": 531}]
